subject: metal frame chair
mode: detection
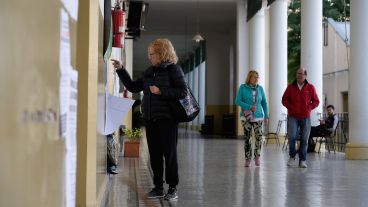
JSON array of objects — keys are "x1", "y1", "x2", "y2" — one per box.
[
  {"x1": 265, "y1": 120, "x2": 282, "y2": 146},
  {"x1": 283, "y1": 133, "x2": 303, "y2": 151},
  {"x1": 282, "y1": 133, "x2": 289, "y2": 150},
  {"x1": 318, "y1": 121, "x2": 339, "y2": 154}
]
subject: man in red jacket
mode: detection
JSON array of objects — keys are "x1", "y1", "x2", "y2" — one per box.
[{"x1": 282, "y1": 68, "x2": 319, "y2": 168}]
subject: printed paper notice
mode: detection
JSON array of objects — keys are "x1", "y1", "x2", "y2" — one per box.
[
  {"x1": 61, "y1": 0, "x2": 79, "y2": 21},
  {"x1": 104, "y1": 94, "x2": 134, "y2": 135},
  {"x1": 60, "y1": 9, "x2": 71, "y2": 73},
  {"x1": 59, "y1": 68, "x2": 78, "y2": 207}
]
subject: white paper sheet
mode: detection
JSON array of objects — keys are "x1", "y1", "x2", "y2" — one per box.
[
  {"x1": 60, "y1": 9, "x2": 71, "y2": 73},
  {"x1": 104, "y1": 94, "x2": 134, "y2": 135},
  {"x1": 97, "y1": 94, "x2": 106, "y2": 135},
  {"x1": 61, "y1": 0, "x2": 79, "y2": 21},
  {"x1": 59, "y1": 68, "x2": 78, "y2": 207}
]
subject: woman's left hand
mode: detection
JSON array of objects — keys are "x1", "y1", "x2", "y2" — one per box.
[
  {"x1": 149, "y1": 85, "x2": 162, "y2": 95},
  {"x1": 264, "y1": 118, "x2": 269, "y2": 126}
]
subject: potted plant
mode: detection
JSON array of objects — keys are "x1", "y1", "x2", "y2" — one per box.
[{"x1": 123, "y1": 128, "x2": 142, "y2": 157}]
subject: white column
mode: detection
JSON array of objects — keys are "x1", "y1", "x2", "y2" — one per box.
[
  {"x1": 346, "y1": 0, "x2": 368, "y2": 159},
  {"x1": 229, "y1": 45, "x2": 235, "y2": 108},
  {"x1": 125, "y1": 39, "x2": 134, "y2": 93},
  {"x1": 193, "y1": 65, "x2": 199, "y2": 126},
  {"x1": 236, "y1": 0, "x2": 249, "y2": 136},
  {"x1": 125, "y1": 40, "x2": 133, "y2": 69},
  {"x1": 249, "y1": 1, "x2": 266, "y2": 87},
  {"x1": 301, "y1": 0, "x2": 323, "y2": 126},
  {"x1": 198, "y1": 62, "x2": 206, "y2": 125},
  {"x1": 190, "y1": 71, "x2": 194, "y2": 95},
  {"x1": 124, "y1": 39, "x2": 134, "y2": 128},
  {"x1": 235, "y1": 2, "x2": 248, "y2": 204},
  {"x1": 236, "y1": 0, "x2": 249, "y2": 88},
  {"x1": 269, "y1": 0, "x2": 288, "y2": 133},
  {"x1": 189, "y1": 70, "x2": 194, "y2": 126}
]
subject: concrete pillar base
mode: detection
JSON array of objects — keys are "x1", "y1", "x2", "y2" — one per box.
[{"x1": 345, "y1": 144, "x2": 368, "y2": 160}]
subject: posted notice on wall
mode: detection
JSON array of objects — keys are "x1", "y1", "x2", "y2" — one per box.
[
  {"x1": 97, "y1": 61, "x2": 134, "y2": 135},
  {"x1": 61, "y1": 0, "x2": 79, "y2": 21},
  {"x1": 59, "y1": 68, "x2": 78, "y2": 207}
]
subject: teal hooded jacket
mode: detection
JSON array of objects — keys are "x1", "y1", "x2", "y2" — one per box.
[{"x1": 235, "y1": 84, "x2": 269, "y2": 119}]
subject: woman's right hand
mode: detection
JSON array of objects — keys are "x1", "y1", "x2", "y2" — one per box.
[
  {"x1": 111, "y1": 59, "x2": 123, "y2": 69},
  {"x1": 251, "y1": 106, "x2": 256, "y2": 112}
]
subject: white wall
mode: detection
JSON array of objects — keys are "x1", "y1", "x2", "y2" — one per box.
[
  {"x1": 323, "y1": 22, "x2": 350, "y2": 112},
  {"x1": 205, "y1": 32, "x2": 235, "y2": 105},
  {"x1": 323, "y1": 72, "x2": 348, "y2": 111}
]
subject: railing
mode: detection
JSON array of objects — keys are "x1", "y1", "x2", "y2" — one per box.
[{"x1": 323, "y1": 112, "x2": 349, "y2": 152}]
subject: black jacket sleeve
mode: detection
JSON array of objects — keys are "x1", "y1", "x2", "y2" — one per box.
[
  {"x1": 116, "y1": 68, "x2": 143, "y2": 93},
  {"x1": 160, "y1": 65, "x2": 187, "y2": 100}
]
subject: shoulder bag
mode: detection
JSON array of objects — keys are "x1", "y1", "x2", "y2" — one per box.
[
  {"x1": 169, "y1": 84, "x2": 200, "y2": 122},
  {"x1": 240, "y1": 87, "x2": 257, "y2": 123}
]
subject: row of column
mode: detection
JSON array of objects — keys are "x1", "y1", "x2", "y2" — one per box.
[
  {"x1": 244, "y1": 0, "x2": 291, "y2": 133},
  {"x1": 237, "y1": 0, "x2": 368, "y2": 158},
  {"x1": 185, "y1": 61, "x2": 206, "y2": 128}
]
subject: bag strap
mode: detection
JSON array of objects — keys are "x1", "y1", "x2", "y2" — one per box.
[{"x1": 252, "y1": 87, "x2": 258, "y2": 106}]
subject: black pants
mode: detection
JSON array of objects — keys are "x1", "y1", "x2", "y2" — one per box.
[
  {"x1": 309, "y1": 125, "x2": 330, "y2": 139},
  {"x1": 308, "y1": 125, "x2": 330, "y2": 152},
  {"x1": 145, "y1": 119, "x2": 179, "y2": 188}
]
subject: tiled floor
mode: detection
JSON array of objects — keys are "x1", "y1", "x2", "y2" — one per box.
[{"x1": 105, "y1": 129, "x2": 368, "y2": 207}]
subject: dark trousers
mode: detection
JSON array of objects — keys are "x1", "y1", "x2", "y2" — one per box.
[
  {"x1": 145, "y1": 119, "x2": 179, "y2": 188},
  {"x1": 309, "y1": 125, "x2": 330, "y2": 139}
]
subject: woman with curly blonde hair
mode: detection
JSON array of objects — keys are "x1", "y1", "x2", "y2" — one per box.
[
  {"x1": 112, "y1": 38, "x2": 186, "y2": 201},
  {"x1": 148, "y1": 38, "x2": 178, "y2": 64}
]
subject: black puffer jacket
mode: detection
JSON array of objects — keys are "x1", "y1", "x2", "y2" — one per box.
[{"x1": 116, "y1": 62, "x2": 186, "y2": 121}]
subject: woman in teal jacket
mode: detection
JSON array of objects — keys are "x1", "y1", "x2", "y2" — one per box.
[{"x1": 235, "y1": 70, "x2": 269, "y2": 167}]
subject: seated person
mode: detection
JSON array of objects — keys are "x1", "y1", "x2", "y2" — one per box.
[{"x1": 308, "y1": 105, "x2": 338, "y2": 152}]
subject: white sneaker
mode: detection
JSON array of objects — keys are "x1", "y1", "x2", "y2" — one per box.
[
  {"x1": 287, "y1": 157, "x2": 296, "y2": 166},
  {"x1": 299, "y1": 161, "x2": 308, "y2": 168}
]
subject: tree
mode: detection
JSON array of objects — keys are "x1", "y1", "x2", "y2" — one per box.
[
  {"x1": 287, "y1": 0, "x2": 301, "y2": 83},
  {"x1": 287, "y1": 0, "x2": 350, "y2": 83},
  {"x1": 323, "y1": 0, "x2": 350, "y2": 21}
]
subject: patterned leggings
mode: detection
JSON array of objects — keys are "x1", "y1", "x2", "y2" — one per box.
[{"x1": 241, "y1": 121, "x2": 263, "y2": 160}]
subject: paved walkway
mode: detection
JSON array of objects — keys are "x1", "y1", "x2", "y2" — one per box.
[{"x1": 105, "y1": 129, "x2": 368, "y2": 207}]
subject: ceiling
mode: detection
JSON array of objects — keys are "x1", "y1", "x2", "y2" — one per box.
[{"x1": 130, "y1": 0, "x2": 237, "y2": 74}]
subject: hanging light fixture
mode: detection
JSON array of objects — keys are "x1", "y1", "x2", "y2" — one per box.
[{"x1": 192, "y1": 0, "x2": 204, "y2": 43}]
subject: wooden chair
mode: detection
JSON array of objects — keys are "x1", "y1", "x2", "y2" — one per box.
[{"x1": 265, "y1": 120, "x2": 282, "y2": 146}]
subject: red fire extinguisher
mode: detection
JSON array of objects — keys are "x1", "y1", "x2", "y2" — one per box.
[
  {"x1": 112, "y1": 0, "x2": 125, "y2": 48},
  {"x1": 113, "y1": 33, "x2": 124, "y2": 48}
]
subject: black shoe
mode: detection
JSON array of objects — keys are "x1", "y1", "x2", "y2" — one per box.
[
  {"x1": 147, "y1": 187, "x2": 165, "y2": 198},
  {"x1": 164, "y1": 187, "x2": 178, "y2": 201},
  {"x1": 107, "y1": 166, "x2": 118, "y2": 174}
]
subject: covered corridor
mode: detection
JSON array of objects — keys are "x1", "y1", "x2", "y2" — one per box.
[
  {"x1": 104, "y1": 129, "x2": 368, "y2": 207},
  {"x1": 2, "y1": 0, "x2": 368, "y2": 206}
]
